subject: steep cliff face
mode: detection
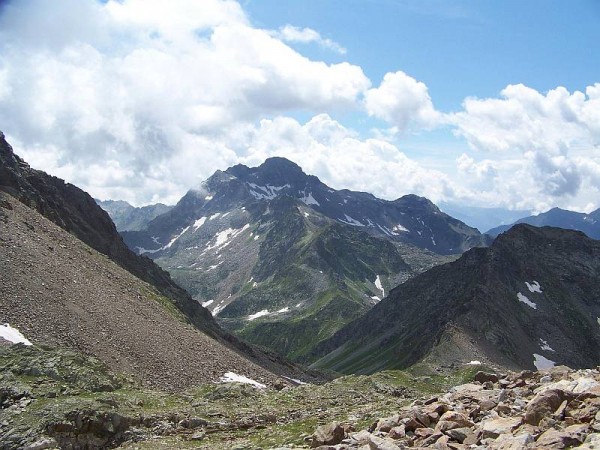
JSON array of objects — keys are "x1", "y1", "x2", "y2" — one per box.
[{"x1": 311, "y1": 225, "x2": 600, "y2": 373}]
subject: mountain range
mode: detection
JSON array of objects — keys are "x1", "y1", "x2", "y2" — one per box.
[
  {"x1": 310, "y1": 224, "x2": 600, "y2": 373},
  {"x1": 95, "y1": 199, "x2": 172, "y2": 232},
  {"x1": 0, "y1": 132, "x2": 318, "y2": 389},
  {"x1": 114, "y1": 158, "x2": 490, "y2": 360},
  {"x1": 487, "y1": 206, "x2": 600, "y2": 239}
]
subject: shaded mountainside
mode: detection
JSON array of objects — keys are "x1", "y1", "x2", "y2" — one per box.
[
  {"x1": 310, "y1": 225, "x2": 600, "y2": 374},
  {"x1": 0, "y1": 193, "x2": 300, "y2": 390},
  {"x1": 487, "y1": 207, "x2": 600, "y2": 239},
  {"x1": 117, "y1": 157, "x2": 483, "y2": 360},
  {"x1": 124, "y1": 192, "x2": 453, "y2": 361},
  {"x1": 0, "y1": 133, "x2": 322, "y2": 386},
  {"x1": 96, "y1": 199, "x2": 172, "y2": 232},
  {"x1": 0, "y1": 132, "x2": 216, "y2": 336}
]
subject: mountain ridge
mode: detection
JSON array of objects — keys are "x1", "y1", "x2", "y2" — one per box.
[{"x1": 310, "y1": 224, "x2": 600, "y2": 373}]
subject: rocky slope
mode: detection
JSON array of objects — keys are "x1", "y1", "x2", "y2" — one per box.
[
  {"x1": 124, "y1": 157, "x2": 490, "y2": 256},
  {"x1": 4, "y1": 344, "x2": 600, "y2": 449},
  {"x1": 487, "y1": 207, "x2": 600, "y2": 239},
  {"x1": 308, "y1": 367, "x2": 600, "y2": 449},
  {"x1": 0, "y1": 192, "x2": 316, "y2": 390},
  {"x1": 125, "y1": 189, "x2": 454, "y2": 361},
  {"x1": 0, "y1": 132, "x2": 217, "y2": 336},
  {"x1": 0, "y1": 133, "x2": 321, "y2": 388},
  {"x1": 310, "y1": 225, "x2": 600, "y2": 373},
  {"x1": 96, "y1": 199, "x2": 172, "y2": 232},
  {"x1": 117, "y1": 158, "x2": 479, "y2": 360}
]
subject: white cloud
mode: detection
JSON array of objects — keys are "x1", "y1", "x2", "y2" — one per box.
[
  {"x1": 448, "y1": 83, "x2": 600, "y2": 211},
  {"x1": 0, "y1": 0, "x2": 369, "y2": 205},
  {"x1": 237, "y1": 114, "x2": 454, "y2": 202},
  {"x1": 364, "y1": 71, "x2": 441, "y2": 133},
  {"x1": 274, "y1": 25, "x2": 347, "y2": 54}
]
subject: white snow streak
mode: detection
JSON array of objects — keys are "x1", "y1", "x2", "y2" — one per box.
[
  {"x1": 375, "y1": 275, "x2": 385, "y2": 297},
  {"x1": 526, "y1": 281, "x2": 543, "y2": 293},
  {"x1": 0, "y1": 324, "x2": 32, "y2": 346},
  {"x1": 205, "y1": 224, "x2": 250, "y2": 252},
  {"x1": 300, "y1": 191, "x2": 320, "y2": 206},
  {"x1": 339, "y1": 214, "x2": 365, "y2": 227},
  {"x1": 277, "y1": 307, "x2": 290, "y2": 313},
  {"x1": 209, "y1": 213, "x2": 221, "y2": 220},
  {"x1": 219, "y1": 372, "x2": 266, "y2": 389},
  {"x1": 165, "y1": 226, "x2": 190, "y2": 249},
  {"x1": 517, "y1": 292, "x2": 537, "y2": 309},
  {"x1": 248, "y1": 310, "x2": 270, "y2": 320},
  {"x1": 201, "y1": 300, "x2": 214, "y2": 308},
  {"x1": 193, "y1": 217, "x2": 207, "y2": 231},
  {"x1": 392, "y1": 224, "x2": 409, "y2": 233},
  {"x1": 248, "y1": 183, "x2": 290, "y2": 200},
  {"x1": 467, "y1": 360, "x2": 482, "y2": 365},
  {"x1": 533, "y1": 353, "x2": 556, "y2": 370},
  {"x1": 539, "y1": 338, "x2": 555, "y2": 352}
]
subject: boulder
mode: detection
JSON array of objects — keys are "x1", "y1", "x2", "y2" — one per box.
[{"x1": 311, "y1": 422, "x2": 346, "y2": 448}]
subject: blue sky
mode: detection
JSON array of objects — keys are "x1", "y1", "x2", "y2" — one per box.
[{"x1": 0, "y1": 0, "x2": 598, "y2": 214}]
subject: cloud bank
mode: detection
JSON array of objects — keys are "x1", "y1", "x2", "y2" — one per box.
[{"x1": 0, "y1": 0, "x2": 598, "y2": 214}]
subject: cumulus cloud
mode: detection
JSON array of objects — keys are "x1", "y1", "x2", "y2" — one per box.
[
  {"x1": 364, "y1": 71, "x2": 442, "y2": 133},
  {"x1": 449, "y1": 83, "x2": 600, "y2": 212},
  {"x1": 274, "y1": 25, "x2": 347, "y2": 54},
  {"x1": 237, "y1": 114, "x2": 454, "y2": 202},
  {"x1": 0, "y1": 0, "x2": 369, "y2": 204}
]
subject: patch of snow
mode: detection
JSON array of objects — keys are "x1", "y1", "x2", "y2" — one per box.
[
  {"x1": 205, "y1": 195, "x2": 213, "y2": 200},
  {"x1": 371, "y1": 295, "x2": 381, "y2": 302},
  {"x1": 431, "y1": 237, "x2": 436, "y2": 246},
  {"x1": 164, "y1": 226, "x2": 190, "y2": 249},
  {"x1": 374, "y1": 275, "x2": 385, "y2": 297},
  {"x1": 533, "y1": 353, "x2": 556, "y2": 370},
  {"x1": 205, "y1": 224, "x2": 250, "y2": 251},
  {"x1": 151, "y1": 236, "x2": 161, "y2": 244},
  {"x1": 467, "y1": 360, "x2": 482, "y2": 365},
  {"x1": 252, "y1": 282, "x2": 258, "y2": 287},
  {"x1": 597, "y1": 317, "x2": 600, "y2": 327},
  {"x1": 377, "y1": 224, "x2": 394, "y2": 236},
  {"x1": 539, "y1": 338, "x2": 555, "y2": 352},
  {"x1": 277, "y1": 307, "x2": 290, "y2": 313},
  {"x1": 392, "y1": 224, "x2": 409, "y2": 233},
  {"x1": 300, "y1": 191, "x2": 320, "y2": 206},
  {"x1": 212, "y1": 303, "x2": 226, "y2": 316},
  {"x1": 248, "y1": 310, "x2": 270, "y2": 321},
  {"x1": 0, "y1": 324, "x2": 32, "y2": 346},
  {"x1": 303, "y1": 211, "x2": 309, "y2": 217},
  {"x1": 254, "y1": 235, "x2": 260, "y2": 240},
  {"x1": 526, "y1": 281, "x2": 543, "y2": 293},
  {"x1": 282, "y1": 376, "x2": 307, "y2": 385},
  {"x1": 517, "y1": 292, "x2": 537, "y2": 309},
  {"x1": 248, "y1": 183, "x2": 290, "y2": 200},
  {"x1": 193, "y1": 216, "x2": 207, "y2": 231},
  {"x1": 209, "y1": 213, "x2": 221, "y2": 220},
  {"x1": 206, "y1": 263, "x2": 221, "y2": 272},
  {"x1": 136, "y1": 246, "x2": 162, "y2": 254},
  {"x1": 219, "y1": 372, "x2": 266, "y2": 389},
  {"x1": 416, "y1": 230, "x2": 422, "y2": 236},
  {"x1": 202, "y1": 300, "x2": 214, "y2": 308},
  {"x1": 296, "y1": 303, "x2": 302, "y2": 308},
  {"x1": 339, "y1": 214, "x2": 365, "y2": 227}
]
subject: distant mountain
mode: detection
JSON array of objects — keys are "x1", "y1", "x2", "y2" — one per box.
[
  {"x1": 310, "y1": 225, "x2": 600, "y2": 373},
  {"x1": 96, "y1": 199, "x2": 172, "y2": 231},
  {"x1": 0, "y1": 132, "x2": 318, "y2": 385},
  {"x1": 119, "y1": 158, "x2": 487, "y2": 360},
  {"x1": 439, "y1": 201, "x2": 532, "y2": 233},
  {"x1": 487, "y1": 207, "x2": 600, "y2": 238}
]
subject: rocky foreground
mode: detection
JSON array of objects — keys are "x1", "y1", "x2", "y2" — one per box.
[{"x1": 307, "y1": 367, "x2": 600, "y2": 450}]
